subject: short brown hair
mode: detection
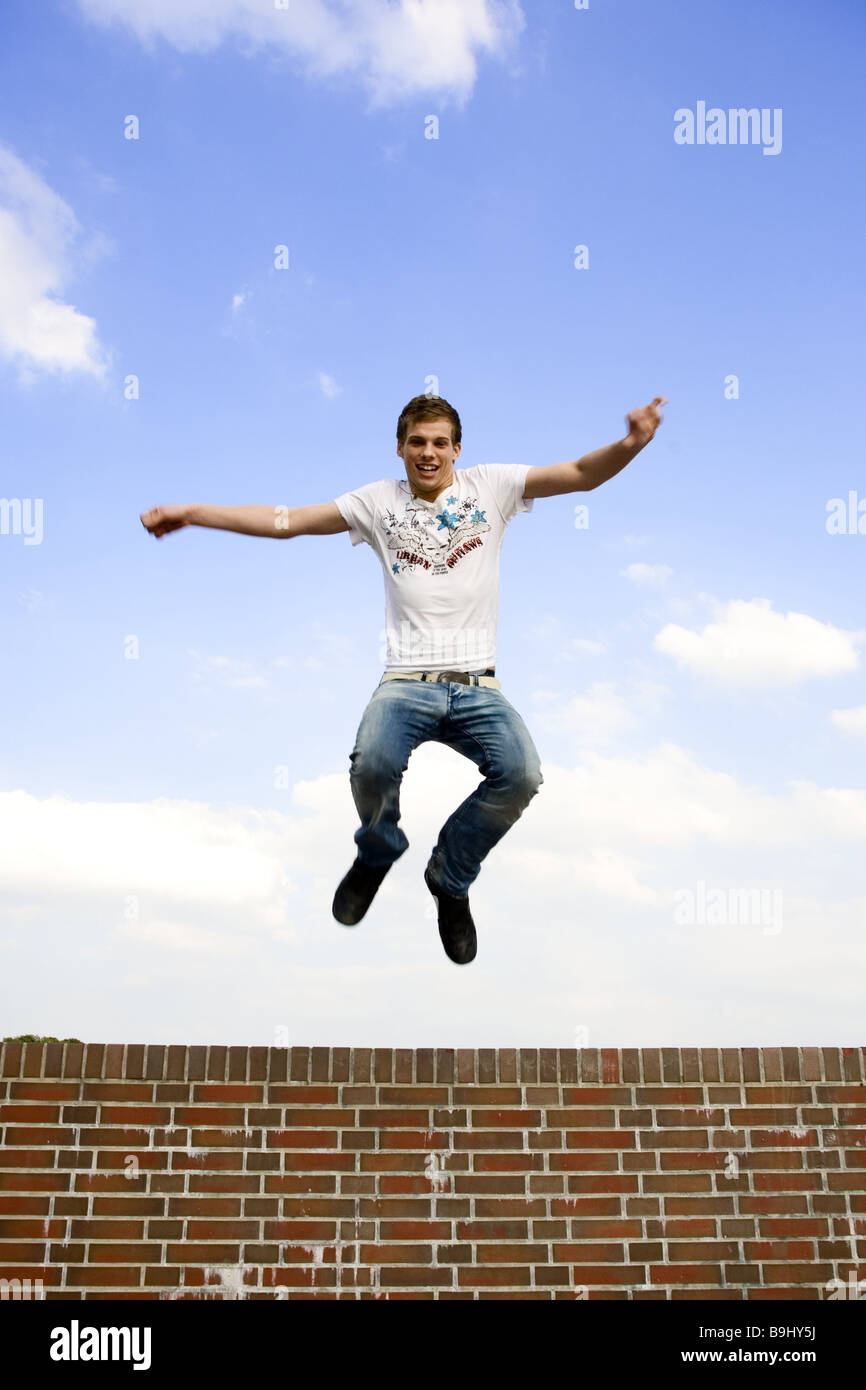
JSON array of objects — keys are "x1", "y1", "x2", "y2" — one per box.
[{"x1": 396, "y1": 394, "x2": 462, "y2": 449}]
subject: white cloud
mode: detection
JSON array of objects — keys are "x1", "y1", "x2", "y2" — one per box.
[
  {"x1": 654, "y1": 597, "x2": 864, "y2": 685},
  {"x1": 533, "y1": 680, "x2": 633, "y2": 748},
  {"x1": 76, "y1": 0, "x2": 525, "y2": 106},
  {"x1": 231, "y1": 290, "x2": 247, "y2": 313},
  {"x1": 621, "y1": 562, "x2": 673, "y2": 588},
  {"x1": 530, "y1": 614, "x2": 607, "y2": 661},
  {"x1": 318, "y1": 371, "x2": 341, "y2": 399},
  {"x1": 17, "y1": 587, "x2": 46, "y2": 612},
  {"x1": 115, "y1": 917, "x2": 253, "y2": 956},
  {"x1": 1, "y1": 733, "x2": 865, "y2": 1044},
  {"x1": 603, "y1": 532, "x2": 650, "y2": 550},
  {"x1": 831, "y1": 705, "x2": 866, "y2": 737},
  {"x1": 9, "y1": 690, "x2": 866, "y2": 1048},
  {"x1": 0, "y1": 144, "x2": 108, "y2": 380},
  {"x1": 0, "y1": 789, "x2": 291, "y2": 916},
  {"x1": 531, "y1": 676, "x2": 670, "y2": 749},
  {"x1": 188, "y1": 649, "x2": 271, "y2": 690}
]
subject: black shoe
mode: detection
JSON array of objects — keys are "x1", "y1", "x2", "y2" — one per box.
[
  {"x1": 424, "y1": 867, "x2": 477, "y2": 964},
  {"x1": 332, "y1": 858, "x2": 391, "y2": 926}
]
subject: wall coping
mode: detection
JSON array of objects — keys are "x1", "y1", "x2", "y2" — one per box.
[{"x1": 1, "y1": 1042, "x2": 864, "y2": 1085}]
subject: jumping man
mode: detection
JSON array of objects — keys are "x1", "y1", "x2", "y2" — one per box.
[{"x1": 140, "y1": 392, "x2": 666, "y2": 965}]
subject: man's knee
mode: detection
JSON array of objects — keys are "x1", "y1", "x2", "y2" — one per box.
[
  {"x1": 517, "y1": 761, "x2": 543, "y2": 802},
  {"x1": 349, "y1": 745, "x2": 404, "y2": 796},
  {"x1": 496, "y1": 756, "x2": 543, "y2": 807}
]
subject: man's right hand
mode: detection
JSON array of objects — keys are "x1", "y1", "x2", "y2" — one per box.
[{"x1": 140, "y1": 504, "x2": 191, "y2": 538}]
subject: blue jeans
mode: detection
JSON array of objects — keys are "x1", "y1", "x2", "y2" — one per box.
[{"x1": 348, "y1": 676, "x2": 544, "y2": 897}]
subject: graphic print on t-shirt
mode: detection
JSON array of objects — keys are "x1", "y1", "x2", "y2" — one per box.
[{"x1": 382, "y1": 485, "x2": 490, "y2": 576}]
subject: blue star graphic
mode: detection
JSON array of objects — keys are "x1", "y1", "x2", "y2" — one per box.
[
  {"x1": 471, "y1": 508, "x2": 487, "y2": 524},
  {"x1": 447, "y1": 495, "x2": 457, "y2": 505},
  {"x1": 436, "y1": 509, "x2": 458, "y2": 531},
  {"x1": 392, "y1": 562, "x2": 400, "y2": 573}
]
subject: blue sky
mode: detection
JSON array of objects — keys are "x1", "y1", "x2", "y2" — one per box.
[{"x1": 1, "y1": 0, "x2": 864, "y2": 1047}]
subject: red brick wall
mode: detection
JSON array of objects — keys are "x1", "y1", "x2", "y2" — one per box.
[{"x1": 1, "y1": 1042, "x2": 864, "y2": 1300}]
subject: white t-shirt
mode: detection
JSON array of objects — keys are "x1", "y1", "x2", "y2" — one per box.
[{"x1": 334, "y1": 463, "x2": 533, "y2": 672}]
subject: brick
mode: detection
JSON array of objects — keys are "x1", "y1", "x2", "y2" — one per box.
[
  {"x1": 191, "y1": 1085, "x2": 263, "y2": 1102},
  {"x1": 569, "y1": 1264, "x2": 645, "y2": 1285},
  {"x1": 1, "y1": 1042, "x2": 24, "y2": 1077},
  {"x1": 757, "y1": 1218, "x2": 828, "y2": 1237},
  {"x1": 452, "y1": 1131, "x2": 525, "y2": 1151},
  {"x1": 350, "y1": 1049, "x2": 370, "y2": 1084},
  {"x1": 68, "y1": 1219, "x2": 145, "y2": 1239},
  {"x1": 266, "y1": 1130, "x2": 338, "y2": 1149},
  {"x1": 75, "y1": 1127, "x2": 152, "y2": 1148},
  {"x1": 262, "y1": 1220, "x2": 339, "y2": 1241},
  {"x1": 89, "y1": 1243, "x2": 162, "y2": 1262},
  {"x1": 358, "y1": 1243, "x2": 430, "y2": 1263},
  {"x1": 458, "y1": 1265, "x2": 531, "y2": 1286},
  {"x1": 266, "y1": 1086, "x2": 337, "y2": 1104},
  {"x1": 356, "y1": 1109, "x2": 428, "y2": 1127},
  {"x1": 169, "y1": 1197, "x2": 245, "y2": 1220},
  {"x1": 548, "y1": 1153, "x2": 619, "y2": 1172},
  {"x1": 371, "y1": 1083, "x2": 443, "y2": 1107},
  {"x1": 164, "y1": 1243, "x2": 241, "y2": 1263},
  {"x1": 153, "y1": 1084, "x2": 188, "y2": 1102},
  {"x1": 743, "y1": 1241, "x2": 816, "y2": 1260},
  {"x1": 81, "y1": 1083, "x2": 153, "y2": 1101},
  {"x1": 278, "y1": 1198, "x2": 355, "y2": 1217},
  {"x1": 638, "y1": 1129, "x2": 709, "y2": 1149},
  {"x1": 281, "y1": 1153, "x2": 355, "y2": 1173},
  {"x1": 0, "y1": 1223, "x2": 65, "y2": 1245},
  {"x1": 280, "y1": 1106, "x2": 358, "y2": 1128},
  {"x1": 379, "y1": 1221, "x2": 451, "y2": 1240},
  {"x1": 455, "y1": 1220, "x2": 528, "y2": 1240},
  {"x1": 550, "y1": 1197, "x2": 625, "y2": 1218},
  {"x1": 186, "y1": 1220, "x2": 260, "y2": 1240},
  {"x1": 380, "y1": 1266, "x2": 453, "y2": 1287},
  {"x1": 0, "y1": 1196, "x2": 51, "y2": 1215},
  {"x1": 22, "y1": 1042, "x2": 46, "y2": 1078},
  {"x1": 650, "y1": 1263, "x2": 724, "y2": 1285},
  {"x1": 553, "y1": 1243, "x2": 627, "y2": 1262},
  {"x1": 476, "y1": 1243, "x2": 549, "y2": 1263},
  {"x1": 762, "y1": 1264, "x2": 833, "y2": 1284},
  {"x1": 665, "y1": 1241, "x2": 739, "y2": 1261},
  {"x1": 74, "y1": 1173, "x2": 148, "y2": 1194},
  {"x1": 0, "y1": 1149, "x2": 57, "y2": 1168},
  {"x1": 169, "y1": 1107, "x2": 244, "y2": 1126},
  {"x1": 545, "y1": 1109, "x2": 616, "y2": 1127},
  {"x1": 455, "y1": 1176, "x2": 525, "y2": 1195},
  {"x1": 563, "y1": 1130, "x2": 634, "y2": 1150},
  {"x1": 571, "y1": 1219, "x2": 643, "y2": 1238},
  {"x1": 102, "y1": 1100, "x2": 176, "y2": 1131},
  {"x1": 0, "y1": 1104, "x2": 61, "y2": 1122},
  {"x1": 65, "y1": 1265, "x2": 140, "y2": 1287},
  {"x1": 472, "y1": 1153, "x2": 543, "y2": 1172},
  {"x1": 0, "y1": 1172, "x2": 70, "y2": 1192},
  {"x1": 9, "y1": 1082, "x2": 81, "y2": 1100},
  {"x1": 0, "y1": 1240, "x2": 47, "y2": 1260},
  {"x1": 474, "y1": 1198, "x2": 547, "y2": 1217}
]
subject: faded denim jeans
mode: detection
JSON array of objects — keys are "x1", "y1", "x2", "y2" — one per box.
[{"x1": 348, "y1": 675, "x2": 544, "y2": 897}]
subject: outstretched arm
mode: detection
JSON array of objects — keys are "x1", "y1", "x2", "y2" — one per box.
[
  {"x1": 523, "y1": 396, "x2": 667, "y2": 500},
  {"x1": 140, "y1": 501, "x2": 349, "y2": 539}
]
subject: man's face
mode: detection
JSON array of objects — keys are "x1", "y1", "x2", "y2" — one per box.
[{"x1": 397, "y1": 416, "x2": 461, "y2": 499}]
